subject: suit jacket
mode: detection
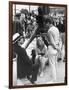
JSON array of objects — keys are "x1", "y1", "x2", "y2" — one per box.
[
  {"x1": 13, "y1": 20, "x2": 23, "y2": 36},
  {"x1": 13, "y1": 43, "x2": 32, "y2": 78}
]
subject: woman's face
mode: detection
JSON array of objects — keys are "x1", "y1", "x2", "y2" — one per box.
[{"x1": 37, "y1": 37, "x2": 44, "y2": 47}]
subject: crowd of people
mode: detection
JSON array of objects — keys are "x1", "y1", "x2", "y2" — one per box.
[
  {"x1": 13, "y1": 6, "x2": 65, "y2": 85},
  {"x1": 13, "y1": 9, "x2": 37, "y2": 39}
]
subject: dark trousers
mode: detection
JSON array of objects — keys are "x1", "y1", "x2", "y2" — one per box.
[{"x1": 31, "y1": 63, "x2": 39, "y2": 82}]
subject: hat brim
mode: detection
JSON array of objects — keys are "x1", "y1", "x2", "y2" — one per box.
[{"x1": 13, "y1": 33, "x2": 23, "y2": 44}]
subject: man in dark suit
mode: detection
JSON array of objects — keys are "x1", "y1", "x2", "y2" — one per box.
[{"x1": 13, "y1": 33, "x2": 39, "y2": 84}]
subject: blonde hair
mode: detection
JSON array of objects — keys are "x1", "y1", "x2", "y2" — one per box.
[{"x1": 36, "y1": 36, "x2": 45, "y2": 49}]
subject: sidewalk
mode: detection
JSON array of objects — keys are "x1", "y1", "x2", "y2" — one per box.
[{"x1": 17, "y1": 60, "x2": 65, "y2": 85}]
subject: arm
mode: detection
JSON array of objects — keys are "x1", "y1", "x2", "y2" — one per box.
[
  {"x1": 48, "y1": 31, "x2": 59, "y2": 50},
  {"x1": 44, "y1": 46, "x2": 48, "y2": 58},
  {"x1": 42, "y1": 35, "x2": 49, "y2": 47}
]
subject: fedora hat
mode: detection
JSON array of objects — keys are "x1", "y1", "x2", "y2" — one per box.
[{"x1": 13, "y1": 33, "x2": 23, "y2": 44}]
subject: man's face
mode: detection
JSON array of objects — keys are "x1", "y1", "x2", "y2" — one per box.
[
  {"x1": 43, "y1": 22, "x2": 50, "y2": 31},
  {"x1": 18, "y1": 38, "x2": 24, "y2": 46}
]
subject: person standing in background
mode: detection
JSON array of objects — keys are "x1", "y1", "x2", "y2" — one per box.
[
  {"x1": 56, "y1": 17, "x2": 65, "y2": 62},
  {"x1": 13, "y1": 13, "x2": 23, "y2": 36}
]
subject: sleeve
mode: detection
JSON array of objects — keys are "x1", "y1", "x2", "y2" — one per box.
[
  {"x1": 42, "y1": 35, "x2": 49, "y2": 47},
  {"x1": 19, "y1": 22, "x2": 23, "y2": 36},
  {"x1": 48, "y1": 30, "x2": 58, "y2": 49},
  {"x1": 43, "y1": 46, "x2": 48, "y2": 57}
]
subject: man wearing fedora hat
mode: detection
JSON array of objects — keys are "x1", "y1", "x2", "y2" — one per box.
[{"x1": 13, "y1": 33, "x2": 39, "y2": 84}]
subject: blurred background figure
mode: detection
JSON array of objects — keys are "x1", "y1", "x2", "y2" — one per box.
[
  {"x1": 13, "y1": 12, "x2": 23, "y2": 36},
  {"x1": 20, "y1": 9, "x2": 26, "y2": 35}
]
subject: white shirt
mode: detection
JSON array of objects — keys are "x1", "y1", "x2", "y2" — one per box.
[
  {"x1": 47, "y1": 25, "x2": 60, "y2": 55},
  {"x1": 48, "y1": 25, "x2": 60, "y2": 46}
]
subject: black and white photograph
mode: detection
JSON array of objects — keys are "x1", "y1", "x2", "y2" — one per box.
[{"x1": 9, "y1": 1, "x2": 67, "y2": 88}]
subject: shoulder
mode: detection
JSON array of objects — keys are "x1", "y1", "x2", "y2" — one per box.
[{"x1": 48, "y1": 26, "x2": 59, "y2": 34}]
